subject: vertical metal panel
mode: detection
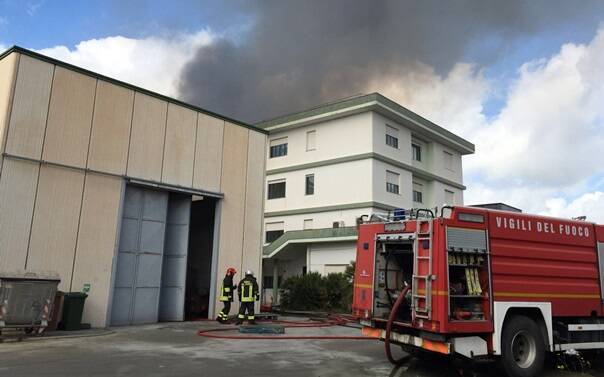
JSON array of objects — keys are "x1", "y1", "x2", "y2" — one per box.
[
  {"x1": 162, "y1": 104, "x2": 196, "y2": 187},
  {"x1": 0, "y1": 158, "x2": 39, "y2": 270},
  {"x1": 215, "y1": 122, "x2": 248, "y2": 312},
  {"x1": 42, "y1": 66, "x2": 96, "y2": 168},
  {"x1": 0, "y1": 52, "x2": 19, "y2": 177},
  {"x1": 111, "y1": 185, "x2": 168, "y2": 325},
  {"x1": 598, "y1": 242, "x2": 604, "y2": 303},
  {"x1": 126, "y1": 93, "x2": 167, "y2": 182},
  {"x1": 193, "y1": 113, "x2": 224, "y2": 192},
  {"x1": 27, "y1": 165, "x2": 85, "y2": 291},
  {"x1": 70, "y1": 173, "x2": 122, "y2": 327},
  {"x1": 242, "y1": 132, "x2": 266, "y2": 296},
  {"x1": 159, "y1": 193, "x2": 191, "y2": 321},
  {"x1": 87, "y1": 80, "x2": 134, "y2": 175},
  {"x1": 5, "y1": 55, "x2": 54, "y2": 160}
]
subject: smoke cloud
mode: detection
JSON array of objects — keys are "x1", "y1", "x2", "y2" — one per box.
[{"x1": 179, "y1": 0, "x2": 604, "y2": 123}]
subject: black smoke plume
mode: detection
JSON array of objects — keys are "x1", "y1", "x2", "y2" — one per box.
[{"x1": 179, "y1": 0, "x2": 604, "y2": 123}]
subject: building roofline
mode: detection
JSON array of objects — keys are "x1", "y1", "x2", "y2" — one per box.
[
  {"x1": 256, "y1": 92, "x2": 474, "y2": 154},
  {"x1": 0, "y1": 45, "x2": 267, "y2": 135}
]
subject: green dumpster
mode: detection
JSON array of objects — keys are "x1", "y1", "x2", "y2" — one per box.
[{"x1": 59, "y1": 292, "x2": 87, "y2": 331}]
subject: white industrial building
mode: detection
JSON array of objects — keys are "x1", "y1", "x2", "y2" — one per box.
[{"x1": 257, "y1": 93, "x2": 474, "y2": 305}]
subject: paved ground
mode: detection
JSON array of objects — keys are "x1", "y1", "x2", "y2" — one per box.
[{"x1": 0, "y1": 319, "x2": 602, "y2": 377}]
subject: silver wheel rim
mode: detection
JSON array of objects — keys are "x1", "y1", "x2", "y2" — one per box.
[{"x1": 511, "y1": 330, "x2": 537, "y2": 369}]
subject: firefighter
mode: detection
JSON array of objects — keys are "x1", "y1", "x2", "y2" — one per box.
[
  {"x1": 236, "y1": 270, "x2": 259, "y2": 325},
  {"x1": 216, "y1": 267, "x2": 237, "y2": 323}
]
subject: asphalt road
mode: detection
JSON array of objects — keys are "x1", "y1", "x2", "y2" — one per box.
[{"x1": 0, "y1": 320, "x2": 602, "y2": 377}]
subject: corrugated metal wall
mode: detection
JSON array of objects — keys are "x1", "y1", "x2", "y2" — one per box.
[{"x1": 0, "y1": 51, "x2": 267, "y2": 327}]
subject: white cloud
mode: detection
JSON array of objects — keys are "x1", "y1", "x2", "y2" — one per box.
[
  {"x1": 35, "y1": 30, "x2": 214, "y2": 97},
  {"x1": 467, "y1": 32, "x2": 604, "y2": 186},
  {"x1": 542, "y1": 191, "x2": 604, "y2": 223},
  {"x1": 367, "y1": 26, "x2": 604, "y2": 221}
]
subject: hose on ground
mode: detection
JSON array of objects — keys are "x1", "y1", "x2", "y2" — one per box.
[
  {"x1": 384, "y1": 285, "x2": 412, "y2": 365},
  {"x1": 197, "y1": 316, "x2": 375, "y2": 341}
]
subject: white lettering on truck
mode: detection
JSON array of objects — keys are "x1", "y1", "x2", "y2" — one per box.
[{"x1": 495, "y1": 216, "x2": 590, "y2": 238}]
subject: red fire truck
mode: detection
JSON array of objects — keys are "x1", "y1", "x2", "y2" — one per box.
[{"x1": 353, "y1": 206, "x2": 604, "y2": 377}]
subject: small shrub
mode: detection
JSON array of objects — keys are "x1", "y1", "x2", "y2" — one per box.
[
  {"x1": 280, "y1": 272, "x2": 326, "y2": 311},
  {"x1": 280, "y1": 262, "x2": 354, "y2": 313}
]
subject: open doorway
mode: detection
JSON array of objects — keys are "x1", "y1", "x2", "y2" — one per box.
[{"x1": 184, "y1": 196, "x2": 216, "y2": 320}]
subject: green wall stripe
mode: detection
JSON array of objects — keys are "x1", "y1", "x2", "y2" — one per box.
[
  {"x1": 266, "y1": 152, "x2": 466, "y2": 190},
  {"x1": 264, "y1": 201, "x2": 396, "y2": 218}
]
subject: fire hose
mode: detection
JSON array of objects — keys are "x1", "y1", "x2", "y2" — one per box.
[
  {"x1": 197, "y1": 316, "x2": 375, "y2": 341},
  {"x1": 384, "y1": 285, "x2": 412, "y2": 365}
]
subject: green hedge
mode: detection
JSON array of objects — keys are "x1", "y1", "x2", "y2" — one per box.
[{"x1": 280, "y1": 262, "x2": 354, "y2": 312}]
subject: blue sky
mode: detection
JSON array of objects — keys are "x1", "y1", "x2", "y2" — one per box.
[
  {"x1": 0, "y1": 1, "x2": 248, "y2": 48},
  {"x1": 1, "y1": 1, "x2": 603, "y2": 220}
]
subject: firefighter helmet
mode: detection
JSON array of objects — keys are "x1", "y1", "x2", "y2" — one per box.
[{"x1": 245, "y1": 270, "x2": 254, "y2": 277}]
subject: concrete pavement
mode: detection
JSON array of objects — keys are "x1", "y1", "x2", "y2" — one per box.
[{"x1": 0, "y1": 320, "x2": 601, "y2": 377}]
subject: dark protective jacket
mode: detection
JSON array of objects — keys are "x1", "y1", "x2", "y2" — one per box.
[
  {"x1": 219, "y1": 274, "x2": 236, "y2": 302},
  {"x1": 238, "y1": 276, "x2": 259, "y2": 302}
]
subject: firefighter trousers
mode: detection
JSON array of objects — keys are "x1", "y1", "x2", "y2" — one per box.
[
  {"x1": 217, "y1": 301, "x2": 231, "y2": 322},
  {"x1": 237, "y1": 302, "x2": 255, "y2": 323}
]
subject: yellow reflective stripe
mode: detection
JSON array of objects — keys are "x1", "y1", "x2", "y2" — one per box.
[
  {"x1": 238, "y1": 314, "x2": 244, "y2": 319},
  {"x1": 224, "y1": 287, "x2": 231, "y2": 292}
]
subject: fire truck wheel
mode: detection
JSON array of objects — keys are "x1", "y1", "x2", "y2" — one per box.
[{"x1": 500, "y1": 315, "x2": 545, "y2": 377}]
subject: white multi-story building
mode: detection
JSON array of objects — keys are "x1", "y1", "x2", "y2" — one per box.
[{"x1": 257, "y1": 93, "x2": 474, "y2": 304}]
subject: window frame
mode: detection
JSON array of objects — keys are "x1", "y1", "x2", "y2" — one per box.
[
  {"x1": 386, "y1": 170, "x2": 400, "y2": 195},
  {"x1": 305, "y1": 174, "x2": 315, "y2": 196},
  {"x1": 412, "y1": 143, "x2": 422, "y2": 162},
  {"x1": 385, "y1": 125, "x2": 399, "y2": 149},
  {"x1": 413, "y1": 190, "x2": 423, "y2": 203},
  {"x1": 267, "y1": 180, "x2": 286, "y2": 199},
  {"x1": 306, "y1": 130, "x2": 316, "y2": 151},
  {"x1": 265, "y1": 229, "x2": 284, "y2": 243},
  {"x1": 269, "y1": 137, "x2": 288, "y2": 158},
  {"x1": 444, "y1": 189, "x2": 455, "y2": 204},
  {"x1": 443, "y1": 150, "x2": 454, "y2": 171}
]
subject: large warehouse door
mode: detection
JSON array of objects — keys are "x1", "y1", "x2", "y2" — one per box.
[
  {"x1": 111, "y1": 186, "x2": 169, "y2": 325},
  {"x1": 158, "y1": 193, "x2": 191, "y2": 321}
]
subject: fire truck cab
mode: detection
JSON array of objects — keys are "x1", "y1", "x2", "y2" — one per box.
[{"x1": 353, "y1": 206, "x2": 604, "y2": 377}]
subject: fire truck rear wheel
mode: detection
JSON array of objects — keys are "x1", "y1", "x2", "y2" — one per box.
[{"x1": 500, "y1": 315, "x2": 545, "y2": 377}]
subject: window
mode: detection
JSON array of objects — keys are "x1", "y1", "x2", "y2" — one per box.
[
  {"x1": 413, "y1": 190, "x2": 423, "y2": 203},
  {"x1": 265, "y1": 221, "x2": 284, "y2": 243},
  {"x1": 445, "y1": 189, "x2": 455, "y2": 205},
  {"x1": 412, "y1": 143, "x2": 422, "y2": 162},
  {"x1": 267, "y1": 180, "x2": 286, "y2": 199},
  {"x1": 443, "y1": 151, "x2": 454, "y2": 171},
  {"x1": 305, "y1": 174, "x2": 314, "y2": 195},
  {"x1": 386, "y1": 170, "x2": 400, "y2": 194},
  {"x1": 306, "y1": 130, "x2": 316, "y2": 151},
  {"x1": 385, "y1": 125, "x2": 399, "y2": 149},
  {"x1": 303, "y1": 219, "x2": 313, "y2": 230},
  {"x1": 263, "y1": 276, "x2": 274, "y2": 289},
  {"x1": 413, "y1": 182, "x2": 423, "y2": 203},
  {"x1": 265, "y1": 230, "x2": 284, "y2": 243},
  {"x1": 269, "y1": 137, "x2": 288, "y2": 158}
]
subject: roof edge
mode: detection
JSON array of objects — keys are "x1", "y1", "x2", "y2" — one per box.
[
  {"x1": 256, "y1": 92, "x2": 474, "y2": 154},
  {"x1": 0, "y1": 45, "x2": 267, "y2": 135}
]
